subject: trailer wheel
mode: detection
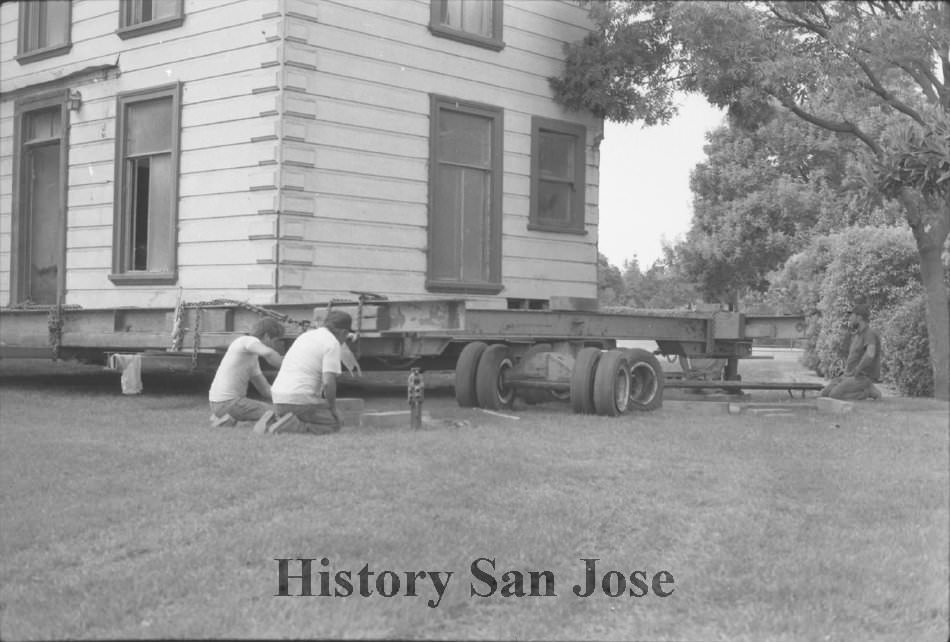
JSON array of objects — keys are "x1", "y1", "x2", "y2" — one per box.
[
  {"x1": 623, "y1": 348, "x2": 664, "y2": 411},
  {"x1": 593, "y1": 349, "x2": 631, "y2": 416},
  {"x1": 475, "y1": 344, "x2": 515, "y2": 410},
  {"x1": 570, "y1": 347, "x2": 602, "y2": 414},
  {"x1": 455, "y1": 341, "x2": 487, "y2": 407}
]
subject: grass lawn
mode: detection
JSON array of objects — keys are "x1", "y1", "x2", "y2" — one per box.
[{"x1": 0, "y1": 354, "x2": 947, "y2": 641}]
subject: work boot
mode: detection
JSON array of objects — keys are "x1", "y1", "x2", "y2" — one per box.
[
  {"x1": 211, "y1": 414, "x2": 238, "y2": 428},
  {"x1": 253, "y1": 410, "x2": 276, "y2": 434},
  {"x1": 269, "y1": 413, "x2": 302, "y2": 434}
]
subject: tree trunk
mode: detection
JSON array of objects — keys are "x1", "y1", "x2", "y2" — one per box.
[{"x1": 901, "y1": 191, "x2": 950, "y2": 400}]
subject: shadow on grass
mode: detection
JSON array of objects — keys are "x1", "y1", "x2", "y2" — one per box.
[
  {"x1": 0, "y1": 358, "x2": 212, "y2": 396},
  {"x1": 0, "y1": 358, "x2": 458, "y2": 399}
]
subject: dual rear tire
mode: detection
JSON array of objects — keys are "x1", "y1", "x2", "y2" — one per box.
[
  {"x1": 573, "y1": 347, "x2": 664, "y2": 415},
  {"x1": 454, "y1": 342, "x2": 515, "y2": 410},
  {"x1": 455, "y1": 343, "x2": 664, "y2": 415}
]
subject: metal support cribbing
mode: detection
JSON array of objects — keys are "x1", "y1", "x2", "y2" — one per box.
[
  {"x1": 47, "y1": 301, "x2": 64, "y2": 361},
  {"x1": 407, "y1": 367, "x2": 424, "y2": 429},
  {"x1": 170, "y1": 288, "x2": 184, "y2": 351},
  {"x1": 191, "y1": 306, "x2": 203, "y2": 371}
]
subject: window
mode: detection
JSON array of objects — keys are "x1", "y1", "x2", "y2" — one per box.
[
  {"x1": 110, "y1": 83, "x2": 181, "y2": 284},
  {"x1": 529, "y1": 117, "x2": 586, "y2": 234},
  {"x1": 117, "y1": 0, "x2": 184, "y2": 39},
  {"x1": 429, "y1": 0, "x2": 503, "y2": 51},
  {"x1": 16, "y1": 0, "x2": 71, "y2": 63},
  {"x1": 427, "y1": 95, "x2": 503, "y2": 293}
]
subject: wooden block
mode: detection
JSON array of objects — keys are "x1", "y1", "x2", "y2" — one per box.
[
  {"x1": 361, "y1": 410, "x2": 432, "y2": 429},
  {"x1": 335, "y1": 398, "x2": 365, "y2": 412},
  {"x1": 816, "y1": 398, "x2": 854, "y2": 415},
  {"x1": 336, "y1": 398, "x2": 365, "y2": 430}
]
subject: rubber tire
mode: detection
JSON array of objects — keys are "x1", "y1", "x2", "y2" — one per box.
[
  {"x1": 519, "y1": 343, "x2": 552, "y2": 405},
  {"x1": 455, "y1": 341, "x2": 487, "y2": 407},
  {"x1": 593, "y1": 349, "x2": 631, "y2": 416},
  {"x1": 623, "y1": 348, "x2": 664, "y2": 411},
  {"x1": 570, "y1": 347, "x2": 602, "y2": 414},
  {"x1": 475, "y1": 344, "x2": 515, "y2": 410}
]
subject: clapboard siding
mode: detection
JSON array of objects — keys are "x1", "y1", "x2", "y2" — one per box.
[
  {"x1": 286, "y1": 117, "x2": 428, "y2": 159},
  {"x1": 280, "y1": 264, "x2": 426, "y2": 298},
  {"x1": 299, "y1": 219, "x2": 425, "y2": 248},
  {"x1": 0, "y1": 1, "x2": 279, "y2": 91},
  {"x1": 1, "y1": 0, "x2": 602, "y2": 309},
  {"x1": 179, "y1": 192, "x2": 278, "y2": 221},
  {"x1": 54, "y1": 287, "x2": 275, "y2": 309},
  {"x1": 275, "y1": 0, "x2": 601, "y2": 303},
  {"x1": 503, "y1": 235, "x2": 595, "y2": 264},
  {"x1": 180, "y1": 217, "x2": 283, "y2": 243},
  {"x1": 1, "y1": 0, "x2": 282, "y2": 306},
  {"x1": 66, "y1": 205, "x2": 112, "y2": 228},
  {"x1": 310, "y1": 195, "x2": 425, "y2": 227}
]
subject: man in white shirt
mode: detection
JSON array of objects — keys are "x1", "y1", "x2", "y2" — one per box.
[
  {"x1": 257, "y1": 310, "x2": 354, "y2": 434},
  {"x1": 208, "y1": 318, "x2": 285, "y2": 427}
]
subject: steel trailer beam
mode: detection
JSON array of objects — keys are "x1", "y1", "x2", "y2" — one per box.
[{"x1": 1, "y1": 299, "x2": 805, "y2": 363}]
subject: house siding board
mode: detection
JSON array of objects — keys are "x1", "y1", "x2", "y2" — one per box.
[
  {"x1": 277, "y1": 0, "x2": 600, "y2": 303},
  {"x1": 1, "y1": 0, "x2": 600, "y2": 310},
  {"x1": 0, "y1": 0, "x2": 281, "y2": 307}
]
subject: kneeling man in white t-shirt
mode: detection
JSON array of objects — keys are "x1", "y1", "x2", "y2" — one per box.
[
  {"x1": 208, "y1": 318, "x2": 285, "y2": 427},
  {"x1": 257, "y1": 310, "x2": 354, "y2": 434}
]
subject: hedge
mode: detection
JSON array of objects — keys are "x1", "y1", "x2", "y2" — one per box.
[
  {"x1": 768, "y1": 225, "x2": 938, "y2": 393},
  {"x1": 880, "y1": 294, "x2": 933, "y2": 396}
]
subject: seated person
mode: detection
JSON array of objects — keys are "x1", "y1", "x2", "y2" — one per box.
[
  {"x1": 820, "y1": 303, "x2": 883, "y2": 401},
  {"x1": 256, "y1": 310, "x2": 354, "y2": 435},
  {"x1": 208, "y1": 318, "x2": 285, "y2": 427}
]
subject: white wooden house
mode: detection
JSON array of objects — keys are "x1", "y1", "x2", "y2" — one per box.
[{"x1": 0, "y1": 0, "x2": 602, "y2": 313}]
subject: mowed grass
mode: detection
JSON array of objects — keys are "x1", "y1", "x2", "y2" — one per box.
[{"x1": 0, "y1": 356, "x2": 947, "y2": 641}]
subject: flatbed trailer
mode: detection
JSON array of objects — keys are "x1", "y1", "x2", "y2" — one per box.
[{"x1": 0, "y1": 297, "x2": 810, "y2": 416}]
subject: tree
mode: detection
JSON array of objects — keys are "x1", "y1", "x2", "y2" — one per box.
[
  {"x1": 676, "y1": 108, "x2": 901, "y2": 303},
  {"x1": 597, "y1": 252, "x2": 626, "y2": 305},
  {"x1": 552, "y1": 1, "x2": 950, "y2": 398}
]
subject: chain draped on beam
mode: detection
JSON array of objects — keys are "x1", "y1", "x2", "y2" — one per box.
[{"x1": 169, "y1": 298, "x2": 314, "y2": 365}]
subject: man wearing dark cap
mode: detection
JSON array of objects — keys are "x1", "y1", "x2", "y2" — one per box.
[
  {"x1": 255, "y1": 310, "x2": 354, "y2": 434},
  {"x1": 820, "y1": 302, "x2": 883, "y2": 400}
]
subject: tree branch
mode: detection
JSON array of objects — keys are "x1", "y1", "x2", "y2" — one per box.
[
  {"x1": 766, "y1": 4, "x2": 830, "y2": 38},
  {"x1": 772, "y1": 2, "x2": 943, "y2": 114},
  {"x1": 775, "y1": 94, "x2": 884, "y2": 157},
  {"x1": 900, "y1": 61, "x2": 941, "y2": 105},
  {"x1": 813, "y1": 2, "x2": 832, "y2": 29},
  {"x1": 850, "y1": 56, "x2": 926, "y2": 124}
]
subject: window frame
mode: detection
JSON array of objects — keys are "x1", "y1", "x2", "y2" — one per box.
[
  {"x1": 426, "y1": 94, "x2": 504, "y2": 294},
  {"x1": 528, "y1": 116, "x2": 587, "y2": 235},
  {"x1": 429, "y1": 0, "x2": 504, "y2": 51},
  {"x1": 16, "y1": 0, "x2": 72, "y2": 64},
  {"x1": 110, "y1": 82, "x2": 182, "y2": 285},
  {"x1": 10, "y1": 90, "x2": 70, "y2": 305},
  {"x1": 116, "y1": 0, "x2": 185, "y2": 40}
]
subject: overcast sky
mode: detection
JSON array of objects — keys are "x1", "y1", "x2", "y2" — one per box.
[{"x1": 597, "y1": 93, "x2": 726, "y2": 269}]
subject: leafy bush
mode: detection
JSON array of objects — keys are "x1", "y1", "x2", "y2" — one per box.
[
  {"x1": 764, "y1": 236, "x2": 838, "y2": 372},
  {"x1": 880, "y1": 294, "x2": 933, "y2": 396},
  {"x1": 767, "y1": 225, "x2": 925, "y2": 380},
  {"x1": 811, "y1": 226, "x2": 921, "y2": 376}
]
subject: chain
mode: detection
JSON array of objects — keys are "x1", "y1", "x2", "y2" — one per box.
[
  {"x1": 2, "y1": 302, "x2": 80, "y2": 361},
  {"x1": 180, "y1": 298, "x2": 310, "y2": 330},
  {"x1": 191, "y1": 306, "x2": 202, "y2": 370},
  {"x1": 407, "y1": 367, "x2": 424, "y2": 430},
  {"x1": 168, "y1": 298, "x2": 314, "y2": 369},
  {"x1": 47, "y1": 303, "x2": 64, "y2": 361},
  {"x1": 170, "y1": 295, "x2": 184, "y2": 352}
]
